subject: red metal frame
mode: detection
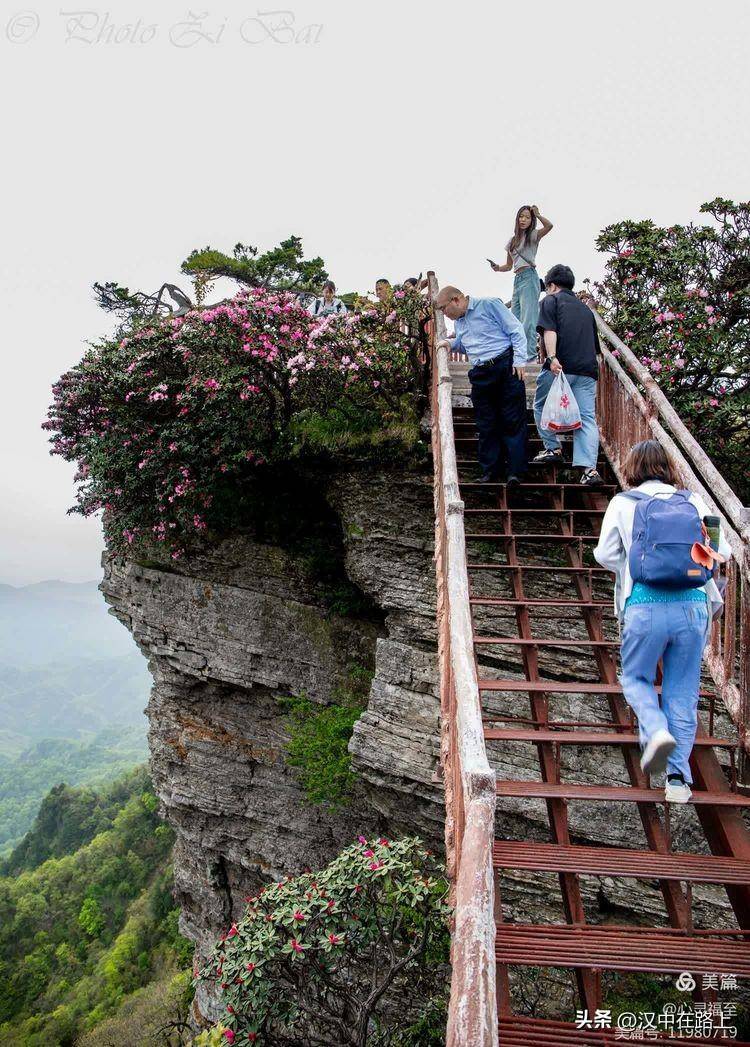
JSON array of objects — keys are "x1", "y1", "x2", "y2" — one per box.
[{"x1": 430, "y1": 274, "x2": 750, "y2": 1045}]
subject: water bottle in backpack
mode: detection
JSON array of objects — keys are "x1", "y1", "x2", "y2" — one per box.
[{"x1": 623, "y1": 490, "x2": 713, "y2": 589}]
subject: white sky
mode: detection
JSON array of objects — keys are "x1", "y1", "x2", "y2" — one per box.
[{"x1": 2, "y1": 0, "x2": 748, "y2": 585}]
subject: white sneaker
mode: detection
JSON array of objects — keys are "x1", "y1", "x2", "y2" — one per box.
[
  {"x1": 640, "y1": 729, "x2": 676, "y2": 776},
  {"x1": 665, "y1": 775, "x2": 692, "y2": 804}
]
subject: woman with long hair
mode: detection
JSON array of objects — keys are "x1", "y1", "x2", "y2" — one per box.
[{"x1": 490, "y1": 204, "x2": 553, "y2": 361}]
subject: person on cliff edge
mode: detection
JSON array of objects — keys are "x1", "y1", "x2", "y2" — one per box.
[{"x1": 436, "y1": 285, "x2": 528, "y2": 487}]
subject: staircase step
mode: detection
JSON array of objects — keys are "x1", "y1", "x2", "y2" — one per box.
[
  {"x1": 493, "y1": 840, "x2": 750, "y2": 885},
  {"x1": 466, "y1": 533, "x2": 599, "y2": 543},
  {"x1": 495, "y1": 923, "x2": 750, "y2": 974},
  {"x1": 467, "y1": 564, "x2": 609, "y2": 574},
  {"x1": 471, "y1": 598, "x2": 611, "y2": 608},
  {"x1": 459, "y1": 482, "x2": 616, "y2": 496},
  {"x1": 495, "y1": 780, "x2": 750, "y2": 806},
  {"x1": 497, "y1": 1016, "x2": 750, "y2": 1046},
  {"x1": 464, "y1": 507, "x2": 606, "y2": 516},
  {"x1": 484, "y1": 727, "x2": 734, "y2": 749},
  {"x1": 474, "y1": 637, "x2": 616, "y2": 646},
  {"x1": 478, "y1": 679, "x2": 712, "y2": 696}
]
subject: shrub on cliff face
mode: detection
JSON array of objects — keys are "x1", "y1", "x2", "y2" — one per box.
[
  {"x1": 196, "y1": 837, "x2": 450, "y2": 1046},
  {"x1": 589, "y1": 197, "x2": 750, "y2": 501},
  {"x1": 44, "y1": 288, "x2": 427, "y2": 558}
]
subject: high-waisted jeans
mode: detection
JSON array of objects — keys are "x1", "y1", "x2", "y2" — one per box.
[
  {"x1": 620, "y1": 600, "x2": 710, "y2": 783},
  {"x1": 511, "y1": 266, "x2": 541, "y2": 362}
]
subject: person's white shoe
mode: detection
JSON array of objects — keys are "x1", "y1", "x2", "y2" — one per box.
[
  {"x1": 665, "y1": 774, "x2": 692, "y2": 804},
  {"x1": 640, "y1": 729, "x2": 676, "y2": 776}
]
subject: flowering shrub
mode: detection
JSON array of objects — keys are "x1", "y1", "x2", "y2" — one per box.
[
  {"x1": 588, "y1": 198, "x2": 750, "y2": 500},
  {"x1": 44, "y1": 288, "x2": 426, "y2": 557},
  {"x1": 196, "y1": 837, "x2": 450, "y2": 1046}
]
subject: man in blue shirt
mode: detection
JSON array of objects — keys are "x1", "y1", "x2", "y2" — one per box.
[{"x1": 436, "y1": 286, "x2": 528, "y2": 486}]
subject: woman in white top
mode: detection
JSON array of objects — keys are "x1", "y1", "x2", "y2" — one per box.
[
  {"x1": 594, "y1": 440, "x2": 731, "y2": 804},
  {"x1": 490, "y1": 204, "x2": 553, "y2": 362},
  {"x1": 308, "y1": 281, "x2": 347, "y2": 318}
]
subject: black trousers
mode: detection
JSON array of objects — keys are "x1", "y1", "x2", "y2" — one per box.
[{"x1": 468, "y1": 353, "x2": 528, "y2": 478}]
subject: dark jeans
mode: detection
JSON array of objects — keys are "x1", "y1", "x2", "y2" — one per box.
[{"x1": 468, "y1": 353, "x2": 528, "y2": 477}]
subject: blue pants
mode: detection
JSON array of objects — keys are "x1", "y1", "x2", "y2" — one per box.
[
  {"x1": 511, "y1": 267, "x2": 541, "y2": 362},
  {"x1": 620, "y1": 601, "x2": 710, "y2": 783},
  {"x1": 468, "y1": 353, "x2": 528, "y2": 478},
  {"x1": 534, "y1": 369, "x2": 600, "y2": 469}
]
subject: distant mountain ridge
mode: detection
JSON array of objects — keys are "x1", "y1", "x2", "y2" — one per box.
[
  {"x1": 0, "y1": 579, "x2": 137, "y2": 667},
  {"x1": 0, "y1": 577, "x2": 151, "y2": 854}
]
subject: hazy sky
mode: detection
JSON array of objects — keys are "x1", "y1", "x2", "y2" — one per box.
[{"x1": 2, "y1": 0, "x2": 748, "y2": 585}]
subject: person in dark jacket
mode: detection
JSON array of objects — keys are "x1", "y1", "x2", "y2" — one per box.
[{"x1": 531, "y1": 264, "x2": 603, "y2": 486}]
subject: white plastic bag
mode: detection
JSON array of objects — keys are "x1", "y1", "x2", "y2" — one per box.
[{"x1": 540, "y1": 371, "x2": 582, "y2": 433}]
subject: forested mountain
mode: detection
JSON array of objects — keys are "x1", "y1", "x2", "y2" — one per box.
[
  {"x1": 0, "y1": 768, "x2": 193, "y2": 1047},
  {"x1": 0, "y1": 580, "x2": 151, "y2": 854}
]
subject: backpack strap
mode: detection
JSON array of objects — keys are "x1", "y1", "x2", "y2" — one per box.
[{"x1": 619, "y1": 491, "x2": 651, "y2": 503}]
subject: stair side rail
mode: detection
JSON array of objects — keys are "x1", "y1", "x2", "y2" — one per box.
[
  {"x1": 428, "y1": 273, "x2": 498, "y2": 1046},
  {"x1": 593, "y1": 307, "x2": 750, "y2": 761}
]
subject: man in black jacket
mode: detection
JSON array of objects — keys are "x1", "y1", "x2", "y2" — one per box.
[{"x1": 531, "y1": 264, "x2": 603, "y2": 487}]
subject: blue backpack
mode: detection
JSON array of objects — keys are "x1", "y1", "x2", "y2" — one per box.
[{"x1": 622, "y1": 490, "x2": 711, "y2": 589}]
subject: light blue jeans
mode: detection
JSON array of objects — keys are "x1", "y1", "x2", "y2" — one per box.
[
  {"x1": 511, "y1": 266, "x2": 540, "y2": 362},
  {"x1": 620, "y1": 601, "x2": 710, "y2": 783},
  {"x1": 534, "y1": 369, "x2": 600, "y2": 468}
]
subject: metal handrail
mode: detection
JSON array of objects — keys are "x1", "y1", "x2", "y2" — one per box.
[
  {"x1": 428, "y1": 272, "x2": 498, "y2": 1046},
  {"x1": 593, "y1": 309, "x2": 750, "y2": 756}
]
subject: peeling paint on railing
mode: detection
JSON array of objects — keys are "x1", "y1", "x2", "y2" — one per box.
[{"x1": 428, "y1": 273, "x2": 498, "y2": 1046}]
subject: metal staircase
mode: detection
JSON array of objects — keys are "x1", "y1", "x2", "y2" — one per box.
[{"x1": 429, "y1": 274, "x2": 750, "y2": 1045}]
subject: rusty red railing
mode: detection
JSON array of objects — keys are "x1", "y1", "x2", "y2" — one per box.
[
  {"x1": 593, "y1": 310, "x2": 750, "y2": 765},
  {"x1": 428, "y1": 273, "x2": 498, "y2": 1046}
]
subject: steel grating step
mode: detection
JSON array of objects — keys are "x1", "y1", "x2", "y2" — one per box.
[
  {"x1": 467, "y1": 564, "x2": 609, "y2": 573},
  {"x1": 484, "y1": 727, "x2": 734, "y2": 749},
  {"x1": 492, "y1": 840, "x2": 750, "y2": 885},
  {"x1": 495, "y1": 780, "x2": 750, "y2": 807},
  {"x1": 495, "y1": 923, "x2": 750, "y2": 974},
  {"x1": 497, "y1": 1016, "x2": 750, "y2": 1046}
]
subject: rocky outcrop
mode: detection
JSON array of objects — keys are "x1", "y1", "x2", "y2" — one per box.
[{"x1": 101, "y1": 466, "x2": 441, "y2": 1022}]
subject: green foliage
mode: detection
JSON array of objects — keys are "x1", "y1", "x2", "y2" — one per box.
[
  {"x1": 181, "y1": 236, "x2": 328, "y2": 297},
  {"x1": 376, "y1": 995, "x2": 449, "y2": 1046},
  {"x1": 45, "y1": 286, "x2": 426, "y2": 558},
  {"x1": 283, "y1": 665, "x2": 373, "y2": 808},
  {"x1": 197, "y1": 836, "x2": 451, "y2": 1046},
  {"x1": 591, "y1": 197, "x2": 750, "y2": 501},
  {"x1": 3, "y1": 766, "x2": 150, "y2": 874},
  {"x1": 0, "y1": 770, "x2": 192, "y2": 1046}
]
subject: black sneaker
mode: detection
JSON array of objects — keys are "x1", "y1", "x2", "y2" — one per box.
[
  {"x1": 531, "y1": 448, "x2": 563, "y2": 466},
  {"x1": 580, "y1": 468, "x2": 604, "y2": 487},
  {"x1": 506, "y1": 474, "x2": 522, "y2": 492},
  {"x1": 476, "y1": 472, "x2": 494, "y2": 484}
]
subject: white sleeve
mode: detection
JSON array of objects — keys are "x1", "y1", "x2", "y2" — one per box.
[{"x1": 594, "y1": 496, "x2": 626, "y2": 572}]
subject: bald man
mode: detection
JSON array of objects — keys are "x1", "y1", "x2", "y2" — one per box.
[{"x1": 436, "y1": 286, "x2": 528, "y2": 486}]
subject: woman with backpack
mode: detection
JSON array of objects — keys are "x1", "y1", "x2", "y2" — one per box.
[
  {"x1": 490, "y1": 204, "x2": 553, "y2": 361},
  {"x1": 594, "y1": 440, "x2": 730, "y2": 803}
]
